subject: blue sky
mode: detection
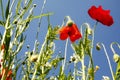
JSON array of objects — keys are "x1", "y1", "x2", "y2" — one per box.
[
  {"x1": 26, "y1": 0, "x2": 120, "y2": 79},
  {"x1": 23, "y1": 0, "x2": 120, "y2": 79},
  {"x1": 1, "y1": 0, "x2": 120, "y2": 80}
]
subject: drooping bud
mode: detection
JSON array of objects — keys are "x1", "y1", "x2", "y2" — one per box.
[
  {"x1": 30, "y1": 54, "x2": 38, "y2": 62},
  {"x1": 66, "y1": 16, "x2": 74, "y2": 27},
  {"x1": 96, "y1": 43, "x2": 101, "y2": 51},
  {"x1": 33, "y1": 4, "x2": 37, "y2": 7},
  {"x1": 84, "y1": 23, "x2": 92, "y2": 35},
  {"x1": 113, "y1": 53, "x2": 119, "y2": 63}
]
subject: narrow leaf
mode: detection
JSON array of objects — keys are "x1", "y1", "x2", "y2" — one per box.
[
  {"x1": 16, "y1": 0, "x2": 22, "y2": 14},
  {"x1": 5, "y1": 0, "x2": 10, "y2": 19},
  {"x1": 30, "y1": 12, "x2": 53, "y2": 20},
  {"x1": 0, "y1": 0, "x2": 5, "y2": 20},
  {"x1": 20, "y1": 0, "x2": 33, "y2": 17},
  {"x1": 0, "y1": 20, "x2": 5, "y2": 26}
]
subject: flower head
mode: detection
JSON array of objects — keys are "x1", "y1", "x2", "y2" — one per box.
[
  {"x1": 88, "y1": 5, "x2": 114, "y2": 26},
  {"x1": 30, "y1": 54, "x2": 38, "y2": 62},
  {"x1": 0, "y1": 68, "x2": 12, "y2": 80},
  {"x1": 59, "y1": 17, "x2": 82, "y2": 42},
  {"x1": 102, "y1": 76, "x2": 110, "y2": 80},
  {"x1": 70, "y1": 53, "x2": 79, "y2": 63}
]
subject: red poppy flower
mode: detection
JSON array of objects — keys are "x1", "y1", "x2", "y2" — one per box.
[
  {"x1": 0, "y1": 68, "x2": 12, "y2": 80},
  {"x1": 88, "y1": 5, "x2": 114, "y2": 26},
  {"x1": 59, "y1": 26, "x2": 70, "y2": 40},
  {"x1": 59, "y1": 23, "x2": 82, "y2": 42}
]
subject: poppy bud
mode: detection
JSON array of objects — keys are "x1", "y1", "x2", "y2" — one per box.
[
  {"x1": 113, "y1": 53, "x2": 119, "y2": 63},
  {"x1": 30, "y1": 54, "x2": 38, "y2": 62},
  {"x1": 96, "y1": 43, "x2": 101, "y2": 51}
]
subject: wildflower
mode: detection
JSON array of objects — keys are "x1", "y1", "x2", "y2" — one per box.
[
  {"x1": 70, "y1": 53, "x2": 79, "y2": 63},
  {"x1": 0, "y1": 68, "x2": 12, "y2": 80},
  {"x1": 45, "y1": 62, "x2": 52, "y2": 68},
  {"x1": 30, "y1": 54, "x2": 38, "y2": 62},
  {"x1": 88, "y1": 5, "x2": 114, "y2": 26},
  {"x1": 102, "y1": 76, "x2": 110, "y2": 80},
  {"x1": 59, "y1": 21, "x2": 82, "y2": 42}
]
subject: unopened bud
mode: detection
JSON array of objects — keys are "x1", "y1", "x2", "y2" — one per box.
[
  {"x1": 84, "y1": 23, "x2": 92, "y2": 35},
  {"x1": 66, "y1": 16, "x2": 74, "y2": 27},
  {"x1": 30, "y1": 54, "x2": 38, "y2": 62},
  {"x1": 96, "y1": 43, "x2": 101, "y2": 51},
  {"x1": 87, "y1": 27, "x2": 92, "y2": 35},
  {"x1": 33, "y1": 4, "x2": 37, "y2": 7},
  {"x1": 113, "y1": 53, "x2": 119, "y2": 63},
  {"x1": 94, "y1": 65, "x2": 100, "y2": 73}
]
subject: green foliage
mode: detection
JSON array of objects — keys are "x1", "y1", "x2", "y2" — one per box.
[
  {"x1": 5, "y1": 0, "x2": 10, "y2": 19},
  {"x1": 115, "y1": 57, "x2": 120, "y2": 79},
  {"x1": 0, "y1": 0, "x2": 119, "y2": 80}
]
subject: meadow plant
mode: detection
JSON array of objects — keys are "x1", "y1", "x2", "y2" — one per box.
[{"x1": 0, "y1": 0, "x2": 119, "y2": 80}]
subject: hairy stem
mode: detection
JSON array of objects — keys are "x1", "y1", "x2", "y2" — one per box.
[
  {"x1": 100, "y1": 43, "x2": 115, "y2": 80},
  {"x1": 81, "y1": 55, "x2": 85, "y2": 80},
  {"x1": 62, "y1": 39, "x2": 68, "y2": 74}
]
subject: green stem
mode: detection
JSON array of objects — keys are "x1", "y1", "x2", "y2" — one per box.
[
  {"x1": 36, "y1": 0, "x2": 47, "y2": 39},
  {"x1": 91, "y1": 21, "x2": 98, "y2": 55},
  {"x1": 100, "y1": 43, "x2": 115, "y2": 80},
  {"x1": 31, "y1": 33, "x2": 47, "y2": 80},
  {"x1": 73, "y1": 63, "x2": 76, "y2": 80},
  {"x1": 9, "y1": 0, "x2": 16, "y2": 13},
  {"x1": 86, "y1": 21, "x2": 98, "y2": 80},
  {"x1": 62, "y1": 39, "x2": 68, "y2": 74},
  {"x1": 110, "y1": 42, "x2": 120, "y2": 54},
  {"x1": 0, "y1": 0, "x2": 5, "y2": 20},
  {"x1": 80, "y1": 22, "x2": 91, "y2": 35},
  {"x1": 81, "y1": 55, "x2": 85, "y2": 80}
]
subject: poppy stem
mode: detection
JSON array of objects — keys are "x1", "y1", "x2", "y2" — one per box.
[
  {"x1": 110, "y1": 42, "x2": 120, "y2": 54},
  {"x1": 73, "y1": 62, "x2": 77, "y2": 80},
  {"x1": 98, "y1": 43, "x2": 115, "y2": 80},
  {"x1": 36, "y1": 0, "x2": 47, "y2": 40},
  {"x1": 62, "y1": 38, "x2": 69, "y2": 74},
  {"x1": 80, "y1": 22, "x2": 91, "y2": 35},
  {"x1": 66, "y1": 16, "x2": 73, "y2": 25},
  {"x1": 81, "y1": 55, "x2": 85, "y2": 80},
  {"x1": 32, "y1": 25, "x2": 49, "y2": 80},
  {"x1": 91, "y1": 21, "x2": 98, "y2": 55},
  {"x1": 86, "y1": 21, "x2": 98, "y2": 80}
]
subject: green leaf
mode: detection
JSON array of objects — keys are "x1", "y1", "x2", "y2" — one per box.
[
  {"x1": 0, "y1": 20, "x2": 5, "y2": 26},
  {"x1": 16, "y1": 0, "x2": 22, "y2": 15},
  {"x1": 30, "y1": 12, "x2": 53, "y2": 20},
  {"x1": 0, "y1": 0, "x2": 5, "y2": 20},
  {"x1": 67, "y1": 72, "x2": 73, "y2": 80},
  {"x1": 58, "y1": 66, "x2": 66, "y2": 80},
  {"x1": 115, "y1": 58, "x2": 120, "y2": 79},
  {"x1": 5, "y1": 0, "x2": 10, "y2": 19},
  {"x1": 20, "y1": 0, "x2": 33, "y2": 17},
  {"x1": 5, "y1": 29, "x2": 11, "y2": 54}
]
